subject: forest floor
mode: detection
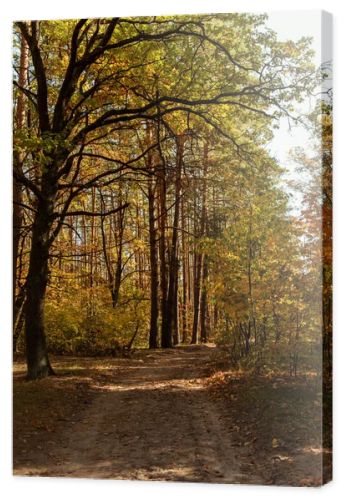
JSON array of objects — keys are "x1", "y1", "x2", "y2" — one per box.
[{"x1": 13, "y1": 345, "x2": 331, "y2": 485}]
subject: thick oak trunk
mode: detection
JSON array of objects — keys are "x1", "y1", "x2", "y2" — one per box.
[{"x1": 25, "y1": 195, "x2": 55, "y2": 379}]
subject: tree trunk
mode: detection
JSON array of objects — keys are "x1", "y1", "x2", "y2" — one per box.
[
  {"x1": 191, "y1": 251, "x2": 202, "y2": 344},
  {"x1": 191, "y1": 141, "x2": 208, "y2": 344},
  {"x1": 148, "y1": 165, "x2": 159, "y2": 348},
  {"x1": 100, "y1": 190, "x2": 125, "y2": 308},
  {"x1": 181, "y1": 196, "x2": 188, "y2": 343},
  {"x1": 13, "y1": 34, "x2": 29, "y2": 328},
  {"x1": 166, "y1": 135, "x2": 184, "y2": 345},
  {"x1": 200, "y1": 254, "x2": 209, "y2": 343},
  {"x1": 89, "y1": 187, "x2": 96, "y2": 288},
  {"x1": 13, "y1": 287, "x2": 26, "y2": 353},
  {"x1": 159, "y1": 147, "x2": 171, "y2": 348},
  {"x1": 247, "y1": 206, "x2": 257, "y2": 346},
  {"x1": 24, "y1": 194, "x2": 55, "y2": 379},
  {"x1": 172, "y1": 258, "x2": 180, "y2": 345},
  {"x1": 112, "y1": 200, "x2": 125, "y2": 307}
]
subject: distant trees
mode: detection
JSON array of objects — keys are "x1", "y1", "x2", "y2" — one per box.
[
  {"x1": 13, "y1": 15, "x2": 318, "y2": 379},
  {"x1": 291, "y1": 88, "x2": 333, "y2": 374},
  {"x1": 13, "y1": 34, "x2": 29, "y2": 350}
]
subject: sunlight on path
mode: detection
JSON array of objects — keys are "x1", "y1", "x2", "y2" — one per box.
[{"x1": 14, "y1": 346, "x2": 258, "y2": 483}]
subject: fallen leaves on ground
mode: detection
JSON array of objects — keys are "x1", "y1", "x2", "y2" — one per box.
[{"x1": 205, "y1": 360, "x2": 332, "y2": 486}]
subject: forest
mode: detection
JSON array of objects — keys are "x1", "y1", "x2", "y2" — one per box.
[{"x1": 13, "y1": 14, "x2": 332, "y2": 484}]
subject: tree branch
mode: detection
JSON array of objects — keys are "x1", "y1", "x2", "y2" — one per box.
[
  {"x1": 13, "y1": 169, "x2": 43, "y2": 199},
  {"x1": 16, "y1": 21, "x2": 50, "y2": 132},
  {"x1": 53, "y1": 202, "x2": 129, "y2": 218}
]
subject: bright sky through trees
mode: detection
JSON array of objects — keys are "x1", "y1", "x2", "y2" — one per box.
[{"x1": 267, "y1": 11, "x2": 321, "y2": 159}]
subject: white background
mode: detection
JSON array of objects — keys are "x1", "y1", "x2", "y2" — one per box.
[{"x1": 0, "y1": 1, "x2": 345, "y2": 498}]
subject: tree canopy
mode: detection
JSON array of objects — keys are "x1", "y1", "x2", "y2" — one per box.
[{"x1": 12, "y1": 14, "x2": 328, "y2": 380}]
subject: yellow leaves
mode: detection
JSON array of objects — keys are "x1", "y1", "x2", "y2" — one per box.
[
  {"x1": 226, "y1": 252, "x2": 240, "y2": 261},
  {"x1": 272, "y1": 437, "x2": 279, "y2": 448}
]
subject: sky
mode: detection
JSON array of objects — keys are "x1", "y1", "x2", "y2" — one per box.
[
  {"x1": 261, "y1": 11, "x2": 327, "y2": 212},
  {"x1": 265, "y1": 11, "x2": 322, "y2": 163}
]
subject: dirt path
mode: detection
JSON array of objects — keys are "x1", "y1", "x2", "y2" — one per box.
[{"x1": 14, "y1": 345, "x2": 260, "y2": 483}]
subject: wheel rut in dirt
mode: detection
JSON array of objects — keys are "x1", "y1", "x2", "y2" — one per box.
[{"x1": 14, "y1": 345, "x2": 258, "y2": 483}]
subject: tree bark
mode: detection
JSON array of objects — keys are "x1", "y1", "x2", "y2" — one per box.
[
  {"x1": 13, "y1": 34, "x2": 29, "y2": 328},
  {"x1": 148, "y1": 187, "x2": 159, "y2": 348},
  {"x1": 166, "y1": 135, "x2": 184, "y2": 345},
  {"x1": 24, "y1": 191, "x2": 55, "y2": 379},
  {"x1": 181, "y1": 196, "x2": 188, "y2": 343},
  {"x1": 172, "y1": 257, "x2": 180, "y2": 345},
  {"x1": 191, "y1": 141, "x2": 208, "y2": 344},
  {"x1": 200, "y1": 254, "x2": 209, "y2": 343},
  {"x1": 159, "y1": 138, "x2": 171, "y2": 348},
  {"x1": 247, "y1": 205, "x2": 258, "y2": 346},
  {"x1": 100, "y1": 190, "x2": 125, "y2": 308},
  {"x1": 191, "y1": 252, "x2": 202, "y2": 344},
  {"x1": 13, "y1": 286, "x2": 26, "y2": 353},
  {"x1": 111, "y1": 197, "x2": 125, "y2": 307},
  {"x1": 148, "y1": 130, "x2": 159, "y2": 348}
]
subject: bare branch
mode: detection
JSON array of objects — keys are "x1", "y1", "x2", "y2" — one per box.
[{"x1": 53, "y1": 202, "x2": 129, "y2": 219}]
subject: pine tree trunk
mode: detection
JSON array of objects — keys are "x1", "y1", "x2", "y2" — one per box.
[
  {"x1": 148, "y1": 174, "x2": 159, "y2": 348},
  {"x1": 172, "y1": 252, "x2": 180, "y2": 345},
  {"x1": 112, "y1": 202, "x2": 125, "y2": 307},
  {"x1": 13, "y1": 34, "x2": 28, "y2": 328},
  {"x1": 166, "y1": 135, "x2": 184, "y2": 345},
  {"x1": 191, "y1": 251, "x2": 202, "y2": 344},
  {"x1": 159, "y1": 151, "x2": 171, "y2": 348},
  {"x1": 200, "y1": 255, "x2": 209, "y2": 343},
  {"x1": 181, "y1": 197, "x2": 188, "y2": 343},
  {"x1": 191, "y1": 141, "x2": 208, "y2": 344}
]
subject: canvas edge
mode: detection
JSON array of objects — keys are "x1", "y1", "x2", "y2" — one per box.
[{"x1": 321, "y1": 9, "x2": 333, "y2": 487}]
